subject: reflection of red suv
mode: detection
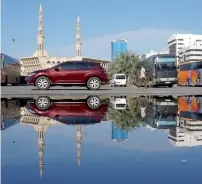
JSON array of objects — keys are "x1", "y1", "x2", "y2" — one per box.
[
  {"x1": 25, "y1": 96, "x2": 108, "y2": 125},
  {"x1": 25, "y1": 61, "x2": 109, "y2": 90}
]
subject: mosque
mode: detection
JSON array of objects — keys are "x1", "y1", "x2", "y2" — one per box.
[
  {"x1": 20, "y1": 107, "x2": 83, "y2": 177},
  {"x1": 20, "y1": 4, "x2": 112, "y2": 76}
]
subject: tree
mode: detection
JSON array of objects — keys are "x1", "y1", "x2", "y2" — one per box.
[
  {"x1": 108, "y1": 97, "x2": 146, "y2": 132},
  {"x1": 108, "y1": 51, "x2": 141, "y2": 85}
]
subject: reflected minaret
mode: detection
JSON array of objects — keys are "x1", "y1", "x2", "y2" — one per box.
[
  {"x1": 76, "y1": 125, "x2": 82, "y2": 166},
  {"x1": 37, "y1": 4, "x2": 45, "y2": 57},
  {"x1": 76, "y1": 16, "x2": 81, "y2": 56},
  {"x1": 37, "y1": 126, "x2": 45, "y2": 177}
]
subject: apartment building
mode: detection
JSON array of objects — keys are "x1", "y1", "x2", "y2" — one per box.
[
  {"x1": 167, "y1": 34, "x2": 202, "y2": 64},
  {"x1": 179, "y1": 45, "x2": 202, "y2": 62}
]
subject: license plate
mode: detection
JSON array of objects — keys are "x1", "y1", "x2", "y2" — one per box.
[{"x1": 165, "y1": 82, "x2": 170, "y2": 83}]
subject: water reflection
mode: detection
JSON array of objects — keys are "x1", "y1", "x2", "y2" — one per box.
[{"x1": 1, "y1": 95, "x2": 202, "y2": 180}]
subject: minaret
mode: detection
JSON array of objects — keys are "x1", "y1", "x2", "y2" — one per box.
[
  {"x1": 76, "y1": 125, "x2": 82, "y2": 166},
  {"x1": 37, "y1": 4, "x2": 45, "y2": 57},
  {"x1": 76, "y1": 16, "x2": 82, "y2": 56},
  {"x1": 37, "y1": 126, "x2": 45, "y2": 177}
]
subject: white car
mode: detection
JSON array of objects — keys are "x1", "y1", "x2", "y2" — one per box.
[
  {"x1": 110, "y1": 97, "x2": 127, "y2": 109},
  {"x1": 110, "y1": 74, "x2": 127, "y2": 87}
]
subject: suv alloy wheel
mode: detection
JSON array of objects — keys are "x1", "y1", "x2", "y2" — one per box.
[
  {"x1": 87, "y1": 77, "x2": 101, "y2": 90},
  {"x1": 87, "y1": 96, "x2": 101, "y2": 109},
  {"x1": 35, "y1": 96, "x2": 51, "y2": 110},
  {"x1": 35, "y1": 76, "x2": 51, "y2": 90}
]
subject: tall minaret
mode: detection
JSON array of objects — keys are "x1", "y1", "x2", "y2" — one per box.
[
  {"x1": 76, "y1": 125, "x2": 82, "y2": 166},
  {"x1": 37, "y1": 126, "x2": 45, "y2": 177},
  {"x1": 37, "y1": 4, "x2": 45, "y2": 57},
  {"x1": 76, "y1": 16, "x2": 82, "y2": 56}
]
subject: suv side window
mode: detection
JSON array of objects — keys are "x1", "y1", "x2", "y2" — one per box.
[
  {"x1": 74, "y1": 62, "x2": 90, "y2": 70},
  {"x1": 61, "y1": 62, "x2": 74, "y2": 70}
]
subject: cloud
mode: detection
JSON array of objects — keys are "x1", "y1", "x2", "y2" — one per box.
[{"x1": 57, "y1": 28, "x2": 187, "y2": 60}]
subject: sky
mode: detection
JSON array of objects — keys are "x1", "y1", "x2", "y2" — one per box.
[
  {"x1": 1, "y1": 0, "x2": 202, "y2": 59},
  {"x1": 2, "y1": 122, "x2": 202, "y2": 183}
]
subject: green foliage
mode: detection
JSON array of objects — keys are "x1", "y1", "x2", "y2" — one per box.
[
  {"x1": 108, "y1": 51, "x2": 141, "y2": 85},
  {"x1": 108, "y1": 97, "x2": 146, "y2": 132}
]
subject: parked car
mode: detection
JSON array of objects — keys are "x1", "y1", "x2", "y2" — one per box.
[
  {"x1": 110, "y1": 96, "x2": 128, "y2": 109},
  {"x1": 25, "y1": 61, "x2": 109, "y2": 90},
  {"x1": 110, "y1": 74, "x2": 127, "y2": 87},
  {"x1": 25, "y1": 96, "x2": 108, "y2": 125}
]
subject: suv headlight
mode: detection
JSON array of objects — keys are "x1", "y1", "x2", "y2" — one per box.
[{"x1": 28, "y1": 72, "x2": 36, "y2": 76}]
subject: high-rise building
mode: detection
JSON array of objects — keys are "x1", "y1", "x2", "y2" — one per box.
[
  {"x1": 112, "y1": 122, "x2": 128, "y2": 142},
  {"x1": 168, "y1": 119, "x2": 202, "y2": 147},
  {"x1": 111, "y1": 39, "x2": 128, "y2": 61},
  {"x1": 179, "y1": 44, "x2": 202, "y2": 63},
  {"x1": 167, "y1": 34, "x2": 202, "y2": 65}
]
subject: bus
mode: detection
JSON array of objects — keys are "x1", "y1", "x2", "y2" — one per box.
[
  {"x1": 178, "y1": 61, "x2": 202, "y2": 86},
  {"x1": 1, "y1": 53, "x2": 21, "y2": 86},
  {"x1": 1, "y1": 98, "x2": 21, "y2": 131},
  {"x1": 141, "y1": 96, "x2": 178, "y2": 129},
  {"x1": 136, "y1": 54, "x2": 177, "y2": 87},
  {"x1": 178, "y1": 95, "x2": 202, "y2": 121}
]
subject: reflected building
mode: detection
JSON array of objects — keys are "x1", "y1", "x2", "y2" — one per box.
[
  {"x1": 76, "y1": 125, "x2": 82, "y2": 166},
  {"x1": 19, "y1": 107, "x2": 83, "y2": 176},
  {"x1": 112, "y1": 122, "x2": 128, "y2": 142},
  {"x1": 168, "y1": 95, "x2": 202, "y2": 147},
  {"x1": 168, "y1": 119, "x2": 202, "y2": 147},
  {"x1": 20, "y1": 107, "x2": 61, "y2": 177}
]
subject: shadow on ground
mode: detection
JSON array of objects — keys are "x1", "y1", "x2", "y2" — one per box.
[{"x1": 32, "y1": 88, "x2": 112, "y2": 91}]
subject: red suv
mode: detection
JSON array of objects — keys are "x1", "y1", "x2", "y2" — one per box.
[
  {"x1": 25, "y1": 96, "x2": 108, "y2": 125},
  {"x1": 25, "y1": 61, "x2": 109, "y2": 90}
]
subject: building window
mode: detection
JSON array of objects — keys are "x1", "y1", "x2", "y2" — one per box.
[
  {"x1": 57, "y1": 61, "x2": 61, "y2": 64},
  {"x1": 52, "y1": 61, "x2": 55, "y2": 64},
  {"x1": 47, "y1": 61, "x2": 51, "y2": 64},
  {"x1": 186, "y1": 49, "x2": 202, "y2": 52}
]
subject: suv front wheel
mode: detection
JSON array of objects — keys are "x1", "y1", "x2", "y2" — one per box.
[
  {"x1": 35, "y1": 76, "x2": 51, "y2": 90},
  {"x1": 87, "y1": 77, "x2": 101, "y2": 90}
]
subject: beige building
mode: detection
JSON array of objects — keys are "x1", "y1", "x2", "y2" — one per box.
[
  {"x1": 168, "y1": 118, "x2": 202, "y2": 147},
  {"x1": 20, "y1": 4, "x2": 112, "y2": 76}
]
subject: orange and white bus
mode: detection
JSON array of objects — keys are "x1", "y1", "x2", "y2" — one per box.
[
  {"x1": 1, "y1": 53, "x2": 21, "y2": 86},
  {"x1": 178, "y1": 60, "x2": 202, "y2": 86},
  {"x1": 178, "y1": 96, "x2": 202, "y2": 121}
]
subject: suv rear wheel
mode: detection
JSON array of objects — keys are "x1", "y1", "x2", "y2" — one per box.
[
  {"x1": 35, "y1": 96, "x2": 51, "y2": 110},
  {"x1": 87, "y1": 77, "x2": 101, "y2": 90},
  {"x1": 35, "y1": 76, "x2": 51, "y2": 90}
]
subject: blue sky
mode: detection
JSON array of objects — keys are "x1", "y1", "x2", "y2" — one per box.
[
  {"x1": 2, "y1": 123, "x2": 202, "y2": 183},
  {"x1": 1, "y1": 0, "x2": 202, "y2": 59}
]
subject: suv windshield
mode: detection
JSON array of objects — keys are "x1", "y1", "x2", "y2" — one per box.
[{"x1": 115, "y1": 75, "x2": 126, "y2": 79}]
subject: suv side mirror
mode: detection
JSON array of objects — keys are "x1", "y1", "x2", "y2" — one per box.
[{"x1": 54, "y1": 67, "x2": 60, "y2": 71}]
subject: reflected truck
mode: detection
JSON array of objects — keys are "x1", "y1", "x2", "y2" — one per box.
[
  {"x1": 1, "y1": 99, "x2": 21, "y2": 130},
  {"x1": 178, "y1": 95, "x2": 202, "y2": 121}
]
